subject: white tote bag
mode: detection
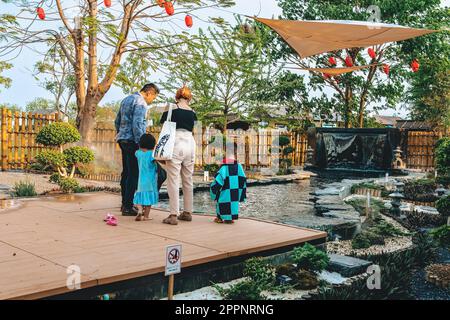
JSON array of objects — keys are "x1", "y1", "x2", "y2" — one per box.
[{"x1": 154, "y1": 104, "x2": 176, "y2": 161}]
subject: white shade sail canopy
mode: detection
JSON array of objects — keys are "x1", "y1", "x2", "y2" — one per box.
[{"x1": 255, "y1": 17, "x2": 438, "y2": 59}]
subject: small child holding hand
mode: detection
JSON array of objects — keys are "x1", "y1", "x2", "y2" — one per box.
[{"x1": 134, "y1": 134, "x2": 159, "y2": 221}]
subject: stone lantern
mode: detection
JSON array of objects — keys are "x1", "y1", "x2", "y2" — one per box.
[
  {"x1": 389, "y1": 191, "x2": 404, "y2": 217},
  {"x1": 392, "y1": 147, "x2": 406, "y2": 169}
]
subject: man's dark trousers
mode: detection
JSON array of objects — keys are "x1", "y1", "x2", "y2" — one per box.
[{"x1": 119, "y1": 140, "x2": 139, "y2": 210}]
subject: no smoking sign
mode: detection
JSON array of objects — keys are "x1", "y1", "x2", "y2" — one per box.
[{"x1": 165, "y1": 244, "x2": 182, "y2": 276}]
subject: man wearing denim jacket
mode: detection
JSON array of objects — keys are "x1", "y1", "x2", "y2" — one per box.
[{"x1": 115, "y1": 83, "x2": 159, "y2": 215}]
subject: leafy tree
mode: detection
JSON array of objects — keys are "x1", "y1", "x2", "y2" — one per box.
[
  {"x1": 25, "y1": 98, "x2": 56, "y2": 113},
  {"x1": 0, "y1": 102, "x2": 21, "y2": 113},
  {"x1": 161, "y1": 19, "x2": 268, "y2": 132},
  {"x1": 0, "y1": 60, "x2": 12, "y2": 91},
  {"x1": 34, "y1": 45, "x2": 76, "y2": 117},
  {"x1": 407, "y1": 59, "x2": 450, "y2": 128},
  {"x1": 270, "y1": 0, "x2": 447, "y2": 128},
  {"x1": 0, "y1": 0, "x2": 234, "y2": 142}
]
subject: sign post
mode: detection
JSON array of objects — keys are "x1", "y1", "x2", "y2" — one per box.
[{"x1": 165, "y1": 244, "x2": 182, "y2": 300}]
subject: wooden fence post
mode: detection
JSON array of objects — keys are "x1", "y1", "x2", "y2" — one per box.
[{"x1": 1, "y1": 108, "x2": 7, "y2": 170}]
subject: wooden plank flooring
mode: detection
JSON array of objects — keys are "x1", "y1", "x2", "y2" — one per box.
[{"x1": 0, "y1": 192, "x2": 326, "y2": 299}]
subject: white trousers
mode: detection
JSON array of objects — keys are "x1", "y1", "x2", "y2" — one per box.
[{"x1": 165, "y1": 130, "x2": 196, "y2": 215}]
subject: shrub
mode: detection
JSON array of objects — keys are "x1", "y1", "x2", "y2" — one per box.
[
  {"x1": 215, "y1": 280, "x2": 264, "y2": 300},
  {"x1": 203, "y1": 163, "x2": 220, "y2": 176},
  {"x1": 436, "y1": 195, "x2": 450, "y2": 216},
  {"x1": 351, "y1": 217, "x2": 405, "y2": 249},
  {"x1": 49, "y1": 172, "x2": 62, "y2": 184},
  {"x1": 430, "y1": 225, "x2": 450, "y2": 248},
  {"x1": 36, "y1": 122, "x2": 80, "y2": 147},
  {"x1": 34, "y1": 123, "x2": 95, "y2": 184},
  {"x1": 294, "y1": 269, "x2": 319, "y2": 290},
  {"x1": 435, "y1": 137, "x2": 450, "y2": 187},
  {"x1": 58, "y1": 177, "x2": 81, "y2": 193},
  {"x1": 12, "y1": 181, "x2": 37, "y2": 197},
  {"x1": 243, "y1": 258, "x2": 276, "y2": 289},
  {"x1": 35, "y1": 150, "x2": 67, "y2": 170},
  {"x1": 403, "y1": 179, "x2": 438, "y2": 202},
  {"x1": 291, "y1": 243, "x2": 329, "y2": 273}
]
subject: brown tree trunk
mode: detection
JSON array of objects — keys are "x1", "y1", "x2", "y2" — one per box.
[{"x1": 77, "y1": 97, "x2": 98, "y2": 144}]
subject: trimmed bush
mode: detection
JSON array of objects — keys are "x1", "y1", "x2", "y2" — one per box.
[
  {"x1": 403, "y1": 179, "x2": 438, "y2": 202},
  {"x1": 291, "y1": 243, "x2": 329, "y2": 273},
  {"x1": 436, "y1": 195, "x2": 450, "y2": 216},
  {"x1": 35, "y1": 150, "x2": 67, "y2": 170},
  {"x1": 58, "y1": 177, "x2": 81, "y2": 193},
  {"x1": 243, "y1": 257, "x2": 276, "y2": 289},
  {"x1": 430, "y1": 225, "x2": 450, "y2": 248},
  {"x1": 12, "y1": 181, "x2": 37, "y2": 197},
  {"x1": 216, "y1": 280, "x2": 264, "y2": 300},
  {"x1": 63, "y1": 146, "x2": 95, "y2": 166},
  {"x1": 36, "y1": 122, "x2": 80, "y2": 147}
]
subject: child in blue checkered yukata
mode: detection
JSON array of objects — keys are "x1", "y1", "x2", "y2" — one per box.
[{"x1": 209, "y1": 142, "x2": 247, "y2": 224}]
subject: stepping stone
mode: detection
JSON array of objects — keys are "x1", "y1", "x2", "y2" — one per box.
[
  {"x1": 315, "y1": 204, "x2": 355, "y2": 214},
  {"x1": 327, "y1": 254, "x2": 372, "y2": 277}
]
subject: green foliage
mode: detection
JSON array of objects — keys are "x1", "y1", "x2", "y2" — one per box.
[
  {"x1": 312, "y1": 234, "x2": 436, "y2": 300},
  {"x1": 63, "y1": 146, "x2": 95, "y2": 166},
  {"x1": 25, "y1": 98, "x2": 56, "y2": 114},
  {"x1": 345, "y1": 197, "x2": 385, "y2": 216},
  {"x1": 35, "y1": 150, "x2": 67, "y2": 170},
  {"x1": 291, "y1": 243, "x2": 329, "y2": 272},
  {"x1": 58, "y1": 177, "x2": 81, "y2": 193},
  {"x1": 0, "y1": 60, "x2": 12, "y2": 90},
  {"x1": 215, "y1": 280, "x2": 264, "y2": 300},
  {"x1": 404, "y1": 178, "x2": 438, "y2": 202},
  {"x1": 271, "y1": 0, "x2": 449, "y2": 128},
  {"x1": 203, "y1": 163, "x2": 220, "y2": 176},
  {"x1": 436, "y1": 195, "x2": 450, "y2": 216},
  {"x1": 272, "y1": 135, "x2": 294, "y2": 175},
  {"x1": 351, "y1": 217, "x2": 406, "y2": 249},
  {"x1": 36, "y1": 122, "x2": 80, "y2": 147},
  {"x1": 49, "y1": 172, "x2": 62, "y2": 184},
  {"x1": 243, "y1": 258, "x2": 276, "y2": 289},
  {"x1": 294, "y1": 269, "x2": 319, "y2": 290},
  {"x1": 430, "y1": 225, "x2": 450, "y2": 248},
  {"x1": 435, "y1": 138, "x2": 450, "y2": 186},
  {"x1": 350, "y1": 181, "x2": 384, "y2": 194},
  {"x1": 12, "y1": 181, "x2": 37, "y2": 197}
]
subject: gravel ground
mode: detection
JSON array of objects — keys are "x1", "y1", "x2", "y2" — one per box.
[{"x1": 409, "y1": 248, "x2": 450, "y2": 300}]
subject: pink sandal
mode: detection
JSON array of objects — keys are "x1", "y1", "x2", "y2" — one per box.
[
  {"x1": 106, "y1": 216, "x2": 118, "y2": 226},
  {"x1": 103, "y1": 213, "x2": 114, "y2": 222}
]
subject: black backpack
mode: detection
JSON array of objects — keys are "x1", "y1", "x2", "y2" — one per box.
[{"x1": 157, "y1": 163, "x2": 167, "y2": 191}]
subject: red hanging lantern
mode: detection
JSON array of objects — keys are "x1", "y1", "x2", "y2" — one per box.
[
  {"x1": 368, "y1": 48, "x2": 377, "y2": 59},
  {"x1": 164, "y1": 1, "x2": 174, "y2": 16},
  {"x1": 157, "y1": 0, "x2": 165, "y2": 7},
  {"x1": 104, "y1": 0, "x2": 112, "y2": 7},
  {"x1": 411, "y1": 59, "x2": 420, "y2": 72},
  {"x1": 323, "y1": 73, "x2": 331, "y2": 80},
  {"x1": 345, "y1": 56, "x2": 353, "y2": 67},
  {"x1": 37, "y1": 7, "x2": 45, "y2": 20},
  {"x1": 185, "y1": 15, "x2": 193, "y2": 28},
  {"x1": 383, "y1": 64, "x2": 390, "y2": 75},
  {"x1": 328, "y1": 56, "x2": 336, "y2": 66}
]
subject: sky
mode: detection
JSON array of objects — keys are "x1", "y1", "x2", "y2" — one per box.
[
  {"x1": 0, "y1": 0, "x2": 447, "y2": 118},
  {"x1": 0, "y1": 0, "x2": 281, "y2": 108}
]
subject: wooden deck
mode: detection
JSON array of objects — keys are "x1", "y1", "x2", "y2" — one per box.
[{"x1": 0, "y1": 192, "x2": 326, "y2": 300}]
